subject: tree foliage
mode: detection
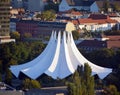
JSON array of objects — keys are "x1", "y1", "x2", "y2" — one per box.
[
  {"x1": 0, "y1": 60, "x2": 3, "y2": 73},
  {"x1": 113, "y1": 3, "x2": 120, "y2": 12},
  {"x1": 0, "y1": 41, "x2": 45, "y2": 84},
  {"x1": 103, "y1": 0, "x2": 110, "y2": 12},
  {"x1": 72, "y1": 30, "x2": 80, "y2": 40},
  {"x1": 0, "y1": 73, "x2": 2, "y2": 82},
  {"x1": 10, "y1": 31, "x2": 20, "y2": 41},
  {"x1": 104, "y1": 30, "x2": 120, "y2": 35},
  {"x1": 23, "y1": 78, "x2": 41, "y2": 89},
  {"x1": 44, "y1": 2, "x2": 59, "y2": 12},
  {"x1": 67, "y1": 63, "x2": 95, "y2": 95},
  {"x1": 31, "y1": 80, "x2": 41, "y2": 88},
  {"x1": 5, "y1": 69, "x2": 12, "y2": 84},
  {"x1": 84, "y1": 48, "x2": 117, "y2": 68},
  {"x1": 104, "y1": 85, "x2": 120, "y2": 95},
  {"x1": 36, "y1": 10, "x2": 56, "y2": 21}
]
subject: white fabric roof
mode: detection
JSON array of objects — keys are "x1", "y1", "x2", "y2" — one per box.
[{"x1": 10, "y1": 31, "x2": 112, "y2": 79}]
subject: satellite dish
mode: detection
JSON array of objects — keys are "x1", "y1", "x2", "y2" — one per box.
[{"x1": 65, "y1": 22, "x2": 75, "y2": 32}]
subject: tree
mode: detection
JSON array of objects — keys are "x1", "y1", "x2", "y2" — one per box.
[
  {"x1": 0, "y1": 60, "x2": 3, "y2": 73},
  {"x1": 116, "y1": 49, "x2": 120, "y2": 63},
  {"x1": 113, "y1": 3, "x2": 120, "y2": 12},
  {"x1": 10, "y1": 31, "x2": 20, "y2": 41},
  {"x1": 23, "y1": 78, "x2": 31, "y2": 89},
  {"x1": 5, "y1": 69, "x2": 12, "y2": 84},
  {"x1": 40, "y1": 10, "x2": 56, "y2": 21},
  {"x1": 31, "y1": 80, "x2": 41, "y2": 88},
  {"x1": 0, "y1": 73, "x2": 2, "y2": 81},
  {"x1": 67, "y1": 64, "x2": 95, "y2": 95},
  {"x1": 36, "y1": 13, "x2": 42, "y2": 19},
  {"x1": 85, "y1": 48, "x2": 116, "y2": 68},
  {"x1": 8, "y1": 58, "x2": 17, "y2": 65},
  {"x1": 68, "y1": 71, "x2": 81, "y2": 95},
  {"x1": 23, "y1": 32, "x2": 32, "y2": 38},
  {"x1": 83, "y1": 63, "x2": 94, "y2": 95},
  {"x1": 44, "y1": 2, "x2": 59, "y2": 12},
  {"x1": 104, "y1": 85, "x2": 120, "y2": 95},
  {"x1": 72, "y1": 30, "x2": 80, "y2": 40},
  {"x1": 103, "y1": 0, "x2": 110, "y2": 12},
  {"x1": 23, "y1": 78, "x2": 41, "y2": 89}
]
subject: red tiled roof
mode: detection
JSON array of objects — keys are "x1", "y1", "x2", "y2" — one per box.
[
  {"x1": 78, "y1": 18, "x2": 117, "y2": 24},
  {"x1": 71, "y1": 11, "x2": 81, "y2": 15},
  {"x1": 58, "y1": 10, "x2": 82, "y2": 16}
]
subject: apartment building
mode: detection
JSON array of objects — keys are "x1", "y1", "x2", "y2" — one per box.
[
  {"x1": 16, "y1": 20, "x2": 66, "y2": 39},
  {"x1": 0, "y1": 0, "x2": 10, "y2": 36}
]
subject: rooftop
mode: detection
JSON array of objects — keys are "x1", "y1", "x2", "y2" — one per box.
[
  {"x1": 88, "y1": 14, "x2": 109, "y2": 19},
  {"x1": 106, "y1": 35, "x2": 120, "y2": 41},
  {"x1": 66, "y1": 0, "x2": 94, "y2": 6},
  {"x1": 78, "y1": 18, "x2": 117, "y2": 24},
  {"x1": 77, "y1": 39, "x2": 107, "y2": 48},
  {"x1": 77, "y1": 35, "x2": 120, "y2": 50},
  {"x1": 107, "y1": 40, "x2": 120, "y2": 48}
]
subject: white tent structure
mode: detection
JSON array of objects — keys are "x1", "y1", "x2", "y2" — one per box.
[{"x1": 10, "y1": 31, "x2": 112, "y2": 79}]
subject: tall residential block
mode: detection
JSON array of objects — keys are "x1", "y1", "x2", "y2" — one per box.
[{"x1": 0, "y1": 0, "x2": 10, "y2": 36}]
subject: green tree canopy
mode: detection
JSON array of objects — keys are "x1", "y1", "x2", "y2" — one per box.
[
  {"x1": 31, "y1": 80, "x2": 41, "y2": 88},
  {"x1": 23, "y1": 78, "x2": 41, "y2": 89},
  {"x1": 0, "y1": 73, "x2": 2, "y2": 82},
  {"x1": 10, "y1": 31, "x2": 20, "y2": 41},
  {"x1": 44, "y1": 2, "x2": 59, "y2": 12},
  {"x1": 5, "y1": 69, "x2": 12, "y2": 84},
  {"x1": 103, "y1": 0, "x2": 110, "y2": 12},
  {"x1": 113, "y1": 3, "x2": 120, "y2": 12},
  {"x1": 40, "y1": 10, "x2": 56, "y2": 21},
  {"x1": 67, "y1": 63, "x2": 94, "y2": 95},
  {"x1": 104, "y1": 85, "x2": 120, "y2": 95},
  {"x1": 72, "y1": 30, "x2": 80, "y2": 40}
]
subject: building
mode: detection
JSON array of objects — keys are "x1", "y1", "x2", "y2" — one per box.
[
  {"x1": 77, "y1": 35, "x2": 120, "y2": 52},
  {"x1": 0, "y1": 36, "x2": 15, "y2": 44},
  {"x1": 16, "y1": 20, "x2": 66, "y2": 39},
  {"x1": 74, "y1": 14, "x2": 118, "y2": 32},
  {"x1": 10, "y1": 26, "x2": 112, "y2": 79},
  {"x1": 58, "y1": 10, "x2": 83, "y2": 20},
  {"x1": 59, "y1": 0, "x2": 94, "y2": 12},
  {"x1": 10, "y1": 8, "x2": 25, "y2": 15},
  {"x1": 0, "y1": 0, "x2": 10, "y2": 36},
  {"x1": 0, "y1": 0, "x2": 15, "y2": 43},
  {"x1": 106, "y1": 35, "x2": 120, "y2": 49},
  {"x1": 77, "y1": 39, "x2": 107, "y2": 52},
  {"x1": 108, "y1": 13, "x2": 120, "y2": 30}
]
